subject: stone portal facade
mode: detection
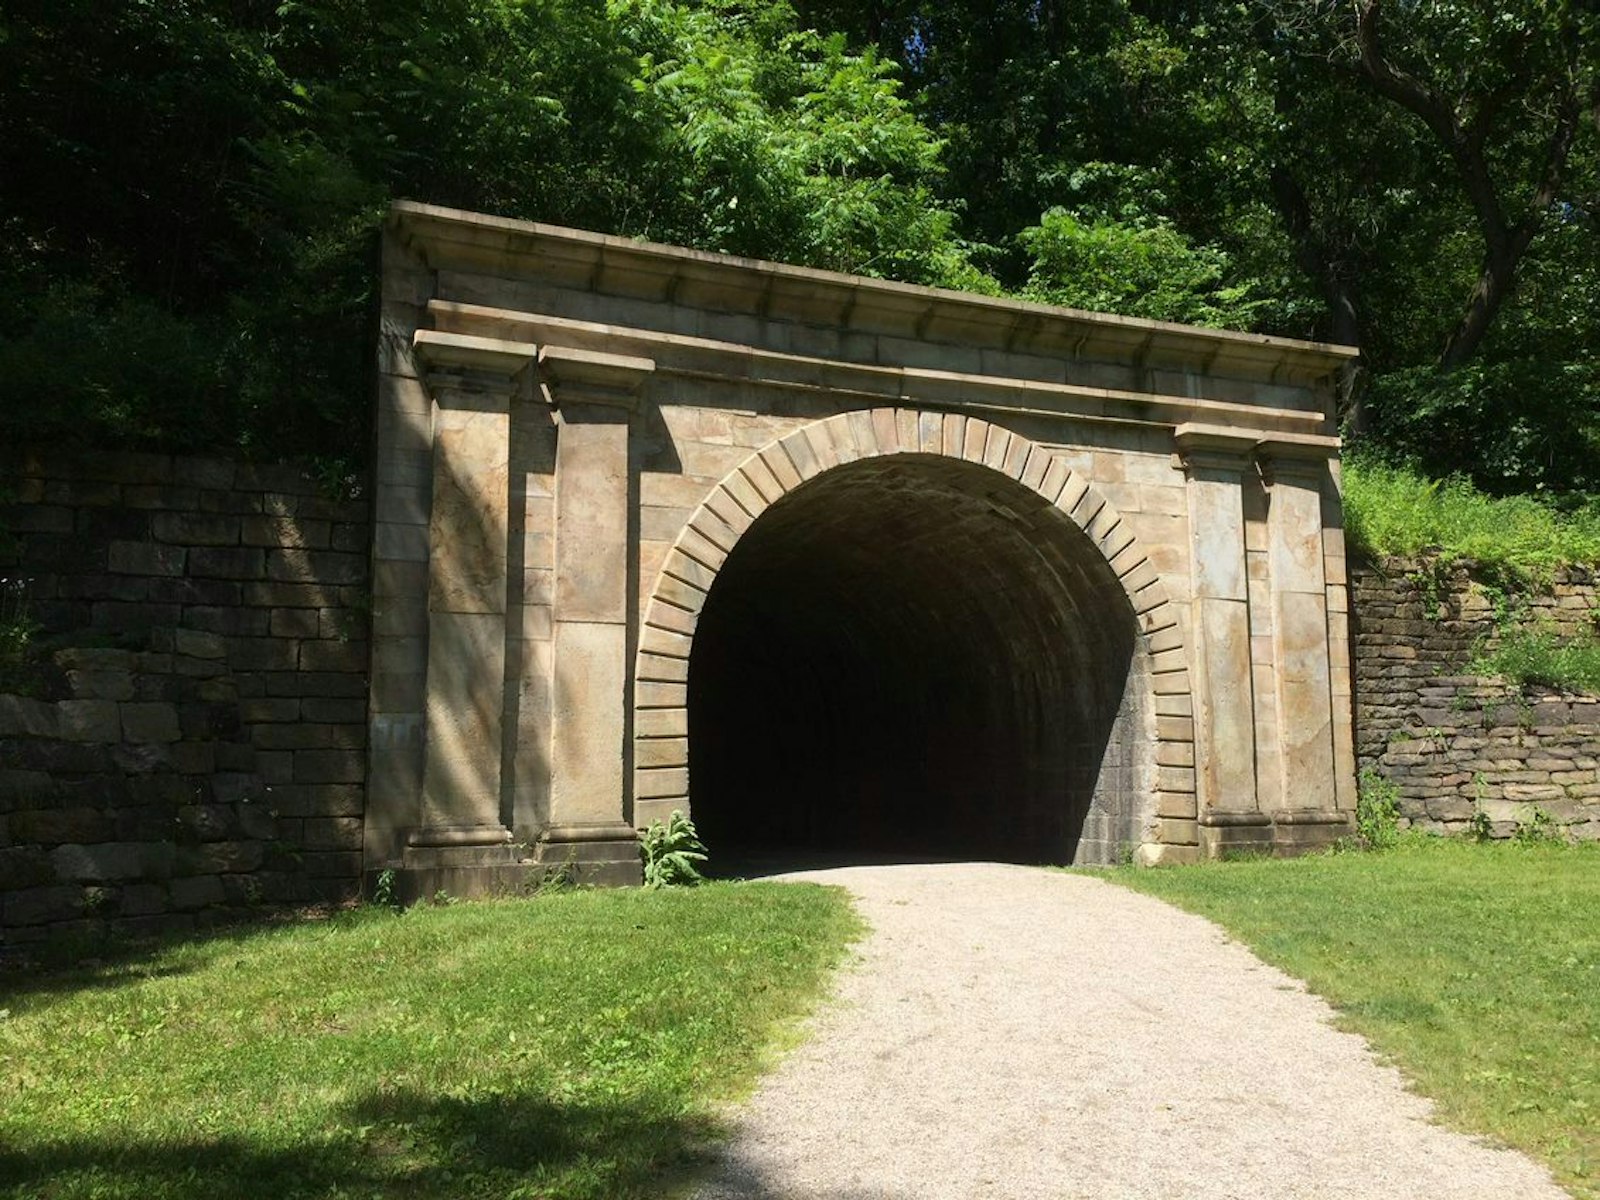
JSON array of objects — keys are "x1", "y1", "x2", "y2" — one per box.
[{"x1": 369, "y1": 202, "x2": 1359, "y2": 892}]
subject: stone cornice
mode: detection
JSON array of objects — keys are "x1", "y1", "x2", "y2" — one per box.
[
  {"x1": 390, "y1": 201, "x2": 1359, "y2": 389},
  {"x1": 412, "y1": 330, "x2": 538, "y2": 407},
  {"x1": 428, "y1": 300, "x2": 1330, "y2": 439}
]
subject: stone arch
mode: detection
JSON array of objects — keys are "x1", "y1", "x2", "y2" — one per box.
[{"x1": 631, "y1": 407, "x2": 1196, "y2": 862}]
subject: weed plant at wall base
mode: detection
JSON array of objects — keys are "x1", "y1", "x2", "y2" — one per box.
[
  {"x1": 0, "y1": 577, "x2": 38, "y2": 664},
  {"x1": 639, "y1": 810, "x2": 709, "y2": 888},
  {"x1": 1354, "y1": 769, "x2": 1401, "y2": 850}
]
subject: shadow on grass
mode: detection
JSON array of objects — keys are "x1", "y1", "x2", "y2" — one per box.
[
  {"x1": 0, "y1": 1087, "x2": 722, "y2": 1199},
  {"x1": 0, "y1": 905, "x2": 377, "y2": 1010}
]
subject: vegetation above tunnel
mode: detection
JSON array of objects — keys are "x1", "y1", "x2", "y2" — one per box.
[{"x1": 2, "y1": 1, "x2": 1595, "y2": 513}]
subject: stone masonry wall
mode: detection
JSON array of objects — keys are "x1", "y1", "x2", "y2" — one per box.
[
  {"x1": 1352, "y1": 557, "x2": 1600, "y2": 839},
  {"x1": 0, "y1": 450, "x2": 370, "y2": 946}
]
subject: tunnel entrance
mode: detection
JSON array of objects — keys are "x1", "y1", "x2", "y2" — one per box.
[{"x1": 686, "y1": 453, "x2": 1149, "y2": 871}]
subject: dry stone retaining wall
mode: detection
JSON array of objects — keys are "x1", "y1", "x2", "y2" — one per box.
[
  {"x1": 1352, "y1": 558, "x2": 1600, "y2": 839},
  {"x1": 0, "y1": 450, "x2": 370, "y2": 946}
]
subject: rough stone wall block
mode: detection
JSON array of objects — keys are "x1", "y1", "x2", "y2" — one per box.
[{"x1": 2, "y1": 447, "x2": 371, "y2": 940}]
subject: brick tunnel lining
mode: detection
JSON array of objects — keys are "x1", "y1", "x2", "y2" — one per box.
[{"x1": 686, "y1": 453, "x2": 1146, "y2": 868}]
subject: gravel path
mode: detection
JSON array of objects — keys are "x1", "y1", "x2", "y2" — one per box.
[{"x1": 693, "y1": 862, "x2": 1568, "y2": 1200}]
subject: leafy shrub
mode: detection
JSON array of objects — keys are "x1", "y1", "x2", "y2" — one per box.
[
  {"x1": 0, "y1": 0, "x2": 988, "y2": 459},
  {"x1": 1365, "y1": 356, "x2": 1600, "y2": 496},
  {"x1": 1512, "y1": 807, "x2": 1564, "y2": 847},
  {"x1": 0, "y1": 577, "x2": 40, "y2": 691},
  {"x1": 1354, "y1": 769, "x2": 1402, "y2": 851},
  {"x1": 1019, "y1": 205, "x2": 1267, "y2": 329},
  {"x1": 1471, "y1": 625, "x2": 1600, "y2": 693},
  {"x1": 639, "y1": 809, "x2": 709, "y2": 888},
  {"x1": 1467, "y1": 801, "x2": 1494, "y2": 843}
]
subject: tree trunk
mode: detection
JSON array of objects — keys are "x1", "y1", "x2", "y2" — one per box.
[
  {"x1": 1438, "y1": 244, "x2": 1521, "y2": 369},
  {"x1": 1269, "y1": 164, "x2": 1368, "y2": 432}
]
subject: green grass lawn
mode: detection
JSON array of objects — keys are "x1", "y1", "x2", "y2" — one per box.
[
  {"x1": 0, "y1": 882, "x2": 861, "y2": 1200},
  {"x1": 1113, "y1": 839, "x2": 1600, "y2": 1199}
]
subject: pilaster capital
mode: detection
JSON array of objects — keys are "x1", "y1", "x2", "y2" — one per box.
[
  {"x1": 1173, "y1": 423, "x2": 1257, "y2": 475},
  {"x1": 539, "y1": 345, "x2": 656, "y2": 412},
  {"x1": 1255, "y1": 433, "x2": 1340, "y2": 487},
  {"x1": 412, "y1": 330, "x2": 537, "y2": 406}
]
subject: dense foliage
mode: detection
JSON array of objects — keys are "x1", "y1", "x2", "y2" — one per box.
[
  {"x1": 1, "y1": 1, "x2": 1596, "y2": 497},
  {"x1": 1342, "y1": 458, "x2": 1600, "y2": 578},
  {"x1": 0, "y1": 0, "x2": 981, "y2": 457}
]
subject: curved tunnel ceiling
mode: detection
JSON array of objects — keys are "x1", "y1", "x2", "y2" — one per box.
[{"x1": 686, "y1": 453, "x2": 1147, "y2": 869}]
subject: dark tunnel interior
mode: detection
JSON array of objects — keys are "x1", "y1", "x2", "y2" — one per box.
[{"x1": 686, "y1": 453, "x2": 1146, "y2": 872}]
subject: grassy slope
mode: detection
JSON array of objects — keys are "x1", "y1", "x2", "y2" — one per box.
[
  {"x1": 0, "y1": 882, "x2": 861, "y2": 1200},
  {"x1": 1115, "y1": 840, "x2": 1600, "y2": 1198},
  {"x1": 1343, "y1": 459, "x2": 1600, "y2": 576}
]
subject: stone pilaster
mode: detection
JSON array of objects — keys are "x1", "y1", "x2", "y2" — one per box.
[
  {"x1": 405, "y1": 331, "x2": 534, "y2": 884},
  {"x1": 1174, "y1": 424, "x2": 1268, "y2": 855},
  {"x1": 539, "y1": 345, "x2": 655, "y2": 884},
  {"x1": 1258, "y1": 436, "x2": 1349, "y2": 847}
]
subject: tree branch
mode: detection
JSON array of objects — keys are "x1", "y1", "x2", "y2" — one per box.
[{"x1": 1354, "y1": 0, "x2": 1512, "y2": 258}]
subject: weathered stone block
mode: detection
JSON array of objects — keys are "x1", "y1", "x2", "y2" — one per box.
[
  {"x1": 303, "y1": 783, "x2": 364, "y2": 817},
  {"x1": 0, "y1": 845, "x2": 56, "y2": 888},
  {"x1": 56, "y1": 699, "x2": 122, "y2": 743},
  {"x1": 177, "y1": 804, "x2": 236, "y2": 841},
  {"x1": 299, "y1": 641, "x2": 366, "y2": 672},
  {"x1": 3, "y1": 885, "x2": 83, "y2": 926},
  {"x1": 183, "y1": 604, "x2": 270, "y2": 637},
  {"x1": 240, "y1": 698, "x2": 301, "y2": 723},
  {"x1": 108, "y1": 540, "x2": 187, "y2": 576},
  {"x1": 50, "y1": 842, "x2": 152, "y2": 882},
  {"x1": 304, "y1": 816, "x2": 364, "y2": 850},
  {"x1": 241, "y1": 515, "x2": 331, "y2": 549},
  {"x1": 66, "y1": 668, "x2": 135, "y2": 701},
  {"x1": 301, "y1": 698, "x2": 366, "y2": 724},
  {"x1": 228, "y1": 638, "x2": 299, "y2": 671},
  {"x1": 175, "y1": 628, "x2": 227, "y2": 660},
  {"x1": 171, "y1": 741, "x2": 217, "y2": 774},
  {"x1": 91, "y1": 600, "x2": 182, "y2": 632},
  {"x1": 177, "y1": 841, "x2": 265, "y2": 875},
  {"x1": 120, "y1": 702, "x2": 182, "y2": 744},
  {"x1": 189, "y1": 547, "x2": 266, "y2": 579},
  {"x1": 270, "y1": 607, "x2": 320, "y2": 638},
  {"x1": 169, "y1": 875, "x2": 226, "y2": 910},
  {"x1": 267, "y1": 549, "x2": 365, "y2": 586},
  {"x1": 0, "y1": 695, "x2": 60, "y2": 738},
  {"x1": 153, "y1": 512, "x2": 239, "y2": 546},
  {"x1": 238, "y1": 802, "x2": 278, "y2": 839},
  {"x1": 1504, "y1": 783, "x2": 1565, "y2": 802},
  {"x1": 294, "y1": 749, "x2": 366, "y2": 783},
  {"x1": 120, "y1": 883, "x2": 169, "y2": 916}
]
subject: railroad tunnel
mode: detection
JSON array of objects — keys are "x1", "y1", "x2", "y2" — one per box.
[{"x1": 685, "y1": 452, "x2": 1151, "y2": 870}]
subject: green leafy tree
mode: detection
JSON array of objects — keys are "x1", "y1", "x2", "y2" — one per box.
[
  {"x1": 1019, "y1": 202, "x2": 1268, "y2": 329},
  {"x1": 0, "y1": 0, "x2": 978, "y2": 456}
]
